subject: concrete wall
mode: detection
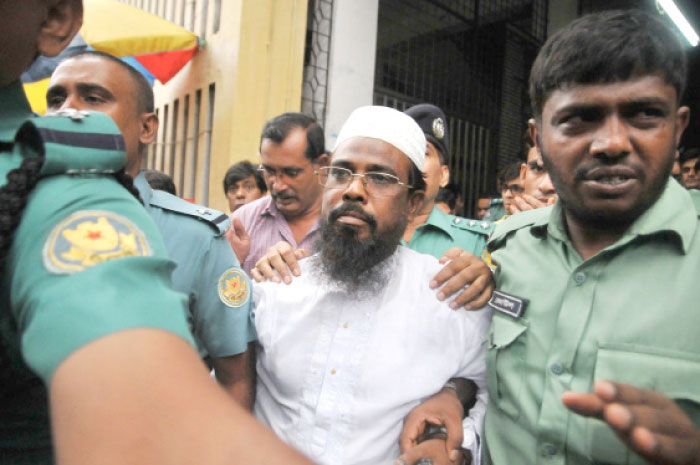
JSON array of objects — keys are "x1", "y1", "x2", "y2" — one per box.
[
  {"x1": 323, "y1": 0, "x2": 379, "y2": 150},
  {"x1": 144, "y1": 0, "x2": 308, "y2": 211}
]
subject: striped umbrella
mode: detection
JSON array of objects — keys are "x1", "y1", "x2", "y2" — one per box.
[{"x1": 22, "y1": 0, "x2": 200, "y2": 113}]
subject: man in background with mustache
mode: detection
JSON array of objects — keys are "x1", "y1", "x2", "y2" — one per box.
[
  {"x1": 252, "y1": 106, "x2": 491, "y2": 465},
  {"x1": 227, "y1": 113, "x2": 328, "y2": 275}
]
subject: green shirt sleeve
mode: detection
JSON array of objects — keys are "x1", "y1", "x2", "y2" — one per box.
[
  {"x1": 8, "y1": 174, "x2": 194, "y2": 384},
  {"x1": 192, "y1": 234, "x2": 256, "y2": 358}
]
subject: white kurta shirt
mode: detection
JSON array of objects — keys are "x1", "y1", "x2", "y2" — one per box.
[{"x1": 253, "y1": 246, "x2": 491, "y2": 465}]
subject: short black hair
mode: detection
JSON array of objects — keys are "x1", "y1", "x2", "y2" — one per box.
[
  {"x1": 142, "y1": 169, "x2": 176, "y2": 196},
  {"x1": 530, "y1": 9, "x2": 687, "y2": 117},
  {"x1": 260, "y1": 112, "x2": 326, "y2": 161},
  {"x1": 223, "y1": 160, "x2": 267, "y2": 194},
  {"x1": 436, "y1": 187, "x2": 457, "y2": 210},
  {"x1": 499, "y1": 161, "x2": 522, "y2": 184},
  {"x1": 65, "y1": 50, "x2": 155, "y2": 114},
  {"x1": 680, "y1": 147, "x2": 700, "y2": 164}
]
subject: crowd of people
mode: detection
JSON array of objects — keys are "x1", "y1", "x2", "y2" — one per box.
[{"x1": 1, "y1": 1, "x2": 700, "y2": 465}]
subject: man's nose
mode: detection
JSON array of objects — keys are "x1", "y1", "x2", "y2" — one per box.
[
  {"x1": 590, "y1": 115, "x2": 633, "y2": 159},
  {"x1": 271, "y1": 176, "x2": 289, "y2": 193},
  {"x1": 538, "y1": 173, "x2": 557, "y2": 197},
  {"x1": 59, "y1": 94, "x2": 81, "y2": 111},
  {"x1": 342, "y1": 175, "x2": 368, "y2": 202}
]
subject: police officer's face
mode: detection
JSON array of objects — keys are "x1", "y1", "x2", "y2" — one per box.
[
  {"x1": 422, "y1": 141, "x2": 449, "y2": 206},
  {"x1": 46, "y1": 56, "x2": 149, "y2": 177},
  {"x1": 0, "y1": 0, "x2": 82, "y2": 87},
  {"x1": 519, "y1": 145, "x2": 557, "y2": 203},
  {"x1": 321, "y1": 137, "x2": 423, "y2": 242},
  {"x1": 259, "y1": 127, "x2": 327, "y2": 219},
  {"x1": 681, "y1": 157, "x2": 699, "y2": 189},
  {"x1": 534, "y1": 76, "x2": 689, "y2": 227}
]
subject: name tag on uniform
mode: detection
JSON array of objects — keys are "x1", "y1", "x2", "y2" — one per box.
[{"x1": 488, "y1": 290, "x2": 528, "y2": 319}]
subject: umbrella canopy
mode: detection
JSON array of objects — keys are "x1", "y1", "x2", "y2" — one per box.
[{"x1": 22, "y1": 0, "x2": 199, "y2": 113}]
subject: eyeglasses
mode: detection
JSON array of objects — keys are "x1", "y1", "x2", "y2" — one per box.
[
  {"x1": 316, "y1": 166, "x2": 412, "y2": 196},
  {"x1": 257, "y1": 164, "x2": 306, "y2": 181},
  {"x1": 501, "y1": 183, "x2": 524, "y2": 195}
]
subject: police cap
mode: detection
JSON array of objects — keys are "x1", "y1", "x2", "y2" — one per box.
[{"x1": 404, "y1": 104, "x2": 450, "y2": 163}]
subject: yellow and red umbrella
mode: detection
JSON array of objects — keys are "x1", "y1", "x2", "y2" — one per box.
[{"x1": 22, "y1": 0, "x2": 199, "y2": 113}]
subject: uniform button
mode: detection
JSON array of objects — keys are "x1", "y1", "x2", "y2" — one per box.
[
  {"x1": 574, "y1": 271, "x2": 586, "y2": 285},
  {"x1": 454, "y1": 218, "x2": 462, "y2": 224},
  {"x1": 343, "y1": 322, "x2": 349, "y2": 328},
  {"x1": 550, "y1": 363, "x2": 564, "y2": 375},
  {"x1": 541, "y1": 443, "x2": 558, "y2": 456},
  {"x1": 481, "y1": 222, "x2": 490, "y2": 229},
  {"x1": 469, "y1": 220, "x2": 476, "y2": 226},
  {"x1": 331, "y1": 369, "x2": 336, "y2": 375}
]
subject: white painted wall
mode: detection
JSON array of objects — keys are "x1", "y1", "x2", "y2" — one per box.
[{"x1": 324, "y1": 0, "x2": 379, "y2": 150}]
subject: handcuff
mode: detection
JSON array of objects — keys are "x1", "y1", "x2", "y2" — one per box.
[{"x1": 415, "y1": 424, "x2": 471, "y2": 465}]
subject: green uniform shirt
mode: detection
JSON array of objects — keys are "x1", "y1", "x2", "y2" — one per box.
[
  {"x1": 0, "y1": 82, "x2": 193, "y2": 463},
  {"x1": 402, "y1": 205, "x2": 493, "y2": 259},
  {"x1": 135, "y1": 173, "x2": 255, "y2": 359},
  {"x1": 483, "y1": 179, "x2": 700, "y2": 465}
]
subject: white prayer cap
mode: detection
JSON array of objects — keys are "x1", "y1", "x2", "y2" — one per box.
[{"x1": 333, "y1": 106, "x2": 426, "y2": 171}]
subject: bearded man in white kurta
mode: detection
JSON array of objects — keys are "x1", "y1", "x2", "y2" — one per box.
[{"x1": 252, "y1": 106, "x2": 491, "y2": 465}]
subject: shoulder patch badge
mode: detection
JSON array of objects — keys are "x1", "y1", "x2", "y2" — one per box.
[
  {"x1": 218, "y1": 268, "x2": 250, "y2": 308},
  {"x1": 43, "y1": 210, "x2": 152, "y2": 274}
]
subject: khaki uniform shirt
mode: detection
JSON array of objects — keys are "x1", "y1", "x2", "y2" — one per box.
[{"x1": 483, "y1": 179, "x2": 700, "y2": 465}]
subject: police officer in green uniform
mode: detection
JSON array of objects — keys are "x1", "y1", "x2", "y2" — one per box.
[
  {"x1": 399, "y1": 9, "x2": 700, "y2": 465},
  {"x1": 402, "y1": 104, "x2": 493, "y2": 258},
  {"x1": 46, "y1": 50, "x2": 256, "y2": 406},
  {"x1": 0, "y1": 2, "x2": 314, "y2": 464},
  {"x1": 402, "y1": 104, "x2": 494, "y2": 309}
]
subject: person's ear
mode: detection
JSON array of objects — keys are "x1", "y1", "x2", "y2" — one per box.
[
  {"x1": 439, "y1": 165, "x2": 450, "y2": 188},
  {"x1": 675, "y1": 106, "x2": 690, "y2": 147},
  {"x1": 37, "y1": 0, "x2": 83, "y2": 58},
  {"x1": 407, "y1": 190, "x2": 425, "y2": 221},
  {"x1": 139, "y1": 113, "x2": 159, "y2": 145},
  {"x1": 528, "y1": 118, "x2": 540, "y2": 151},
  {"x1": 315, "y1": 152, "x2": 330, "y2": 167}
]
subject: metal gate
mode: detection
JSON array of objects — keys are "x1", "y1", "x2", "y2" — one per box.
[{"x1": 374, "y1": 0, "x2": 548, "y2": 216}]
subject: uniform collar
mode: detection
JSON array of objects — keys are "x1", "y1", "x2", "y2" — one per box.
[
  {"x1": 0, "y1": 81, "x2": 34, "y2": 143},
  {"x1": 421, "y1": 205, "x2": 456, "y2": 241},
  {"x1": 133, "y1": 171, "x2": 154, "y2": 208},
  {"x1": 540, "y1": 178, "x2": 697, "y2": 255}
]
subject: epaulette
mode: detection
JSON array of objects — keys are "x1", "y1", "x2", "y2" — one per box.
[
  {"x1": 488, "y1": 207, "x2": 549, "y2": 251},
  {"x1": 149, "y1": 189, "x2": 229, "y2": 236},
  {"x1": 13, "y1": 109, "x2": 126, "y2": 177},
  {"x1": 449, "y1": 216, "x2": 494, "y2": 236}
]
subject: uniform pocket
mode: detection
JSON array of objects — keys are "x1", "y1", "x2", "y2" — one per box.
[
  {"x1": 588, "y1": 345, "x2": 700, "y2": 464},
  {"x1": 486, "y1": 315, "x2": 528, "y2": 419}
]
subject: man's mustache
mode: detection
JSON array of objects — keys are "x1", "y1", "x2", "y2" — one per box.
[
  {"x1": 328, "y1": 203, "x2": 378, "y2": 231},
  {"x1": 271, "y1": 190, "x2": 298, "y2": 201}
]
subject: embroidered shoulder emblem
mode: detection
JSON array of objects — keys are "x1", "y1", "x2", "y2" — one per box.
[
  {"x1": 43, "y1": 210, "x2": 152, "y2": 274},
  {"x1": 218, "y1": 268, "x2": 250, "y2": 308}
]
